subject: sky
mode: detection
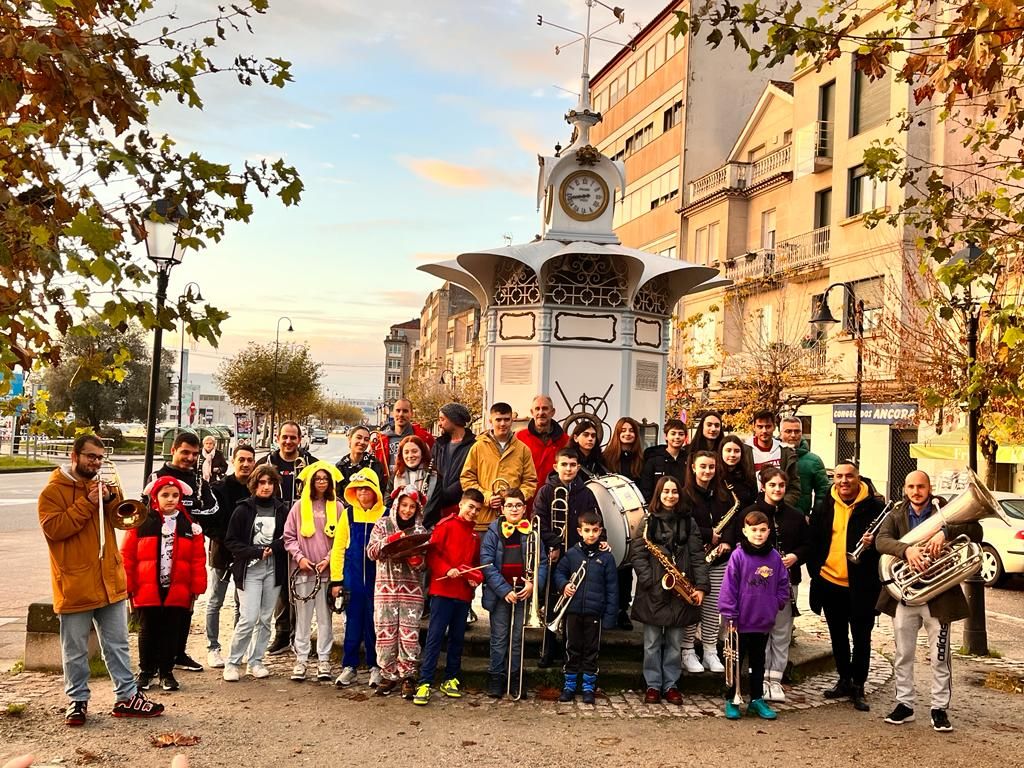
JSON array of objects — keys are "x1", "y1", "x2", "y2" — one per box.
[{"x1": 150, "y1": 0, "x2": 671, "y2": 400}]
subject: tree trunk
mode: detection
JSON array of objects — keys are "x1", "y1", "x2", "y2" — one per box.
[{"x1": 979, "y1": 433, "x2": 999, "y2": 489}]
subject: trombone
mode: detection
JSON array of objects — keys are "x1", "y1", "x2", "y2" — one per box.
[
  {"x1": 96, "y1": 459, "x2": 148, "y2": 558},
  {"x1": 540, "y1": 484, "x2": 570, "y2": 659},
  {"x1": 508, "y1": 526, "x2": 544, "y2": 700}
]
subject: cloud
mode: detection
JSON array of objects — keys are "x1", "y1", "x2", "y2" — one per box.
[
  {"x1": 397, "y1": 156, "x2": 531, "y2": 192},
  {"x1": 340, "y1": 94, "x2": 397, "y2": 112},
  {"x1": 288, "y1": 120, "x2": 315, "y2": 130}
]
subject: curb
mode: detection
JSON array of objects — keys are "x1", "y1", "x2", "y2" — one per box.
[{"x1": 0, "y1": 464, "x2": 56, "y2": 475}]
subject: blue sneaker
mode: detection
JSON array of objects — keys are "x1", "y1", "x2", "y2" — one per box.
[
  {"x1": 725, "y1": 700, "x2": 742, "y2": 720},
  {"x1": 748, "y1": 698, "x2": 778, "y2": 720}
]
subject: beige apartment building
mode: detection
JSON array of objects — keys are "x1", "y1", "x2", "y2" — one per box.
[{"x1": 382, "y1": 319, "x2": 420, "y2": 403}]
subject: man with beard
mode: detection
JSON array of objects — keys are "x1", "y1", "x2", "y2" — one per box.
[
  {"x1": 148, "y1": 430, "x2": 220, "y2": 673},
  {"x1": 204, "y1": 444, "x2": 256, "y2": 668},
  {"x1": 40, "y1": 434, "x2": 164, "y2": 725},
  {"x1": 423, "y1": 403, "x2": 476, "y2": 529},
  {"x1": 516, "y1": 394, "x2": 568, "y2": 483},
  {"x1": 372, "y1": 399, "x2": 435, "y2": 494}
]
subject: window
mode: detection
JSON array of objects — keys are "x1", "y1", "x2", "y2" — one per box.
[
  {"x1": 386, "y1": 374, "x2": 400, "y2": 385},
  {"x1": 847, "y1": 164, "x2": 887, "y2": 216},
  {"x1": 646, "y1": 46, "x2": 658, "y2": 75},
  {"x1": 593, "y1": 88, "x2": 606, "y2": 113},
  {"x1": 814, "y1": 188, "x2": 832, "y2": 228},
  {"x1": 783, "y1": 129, "x2": 792, "y2": 145},
  {"x1": 446, "y1": 330, "x2": 455, "y2": 348},
  {"x1": 707, "y1": 221, "x2": 720, "y2": 263},
  {"x1": 755, "y1": 305, "x2": 773, "y2": 346},
  {"x1": 658, "y1": 245, "x2": 677, "y2": 260},
  {"x1": 465, "y1": 324, "x2": 474, "y2": 343},
  {"x1": 760, "y1": 209, "x2": 776, "y2": 250},
  {"x1": 694, "y1": 226, "x2": 708, "y2": 265},
  {"x1": 663, "y1": 100, "x2": 682, "y2": 132},
  {"x1": 665, "y1": 30, "x2": 681, "y2": 58},
  {"x1": 387, "y1": 359, "x2": 401, "y2": 370},
  {"x1": 747, "y1": 144, "x2": 766, "y2": 163},
  {"x1": 818, "y1": 80, "x2": 835, "y2": 156},
  {"x1": 652, "y1": 37, "x2": 665, "y2": 70},
  {"x1": 851, "y1": 57, "x2": 890, "y2": 135},
  {"x1": 844, "y1": 276, "x2": 884, "y2": 333},
  {"x1": 628, "y1": 62, "x2": 639, "y2": 92},
  {"x1": 691, "y1": 315, "x2": 716, "y2": 365},
  {"x1": 386, "y1": 343, "x2": 402, "y2": 356}
]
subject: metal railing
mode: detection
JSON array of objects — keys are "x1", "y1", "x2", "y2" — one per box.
[
  {"x1": 815, "y1": 120, "x2": 833, "y2": 159},
  {"x1": 776, "y1": 226, "x2": 831, "y2": 271},
  {"x1": 2, "y1": 435, "x2": 116, "y2": 459}
]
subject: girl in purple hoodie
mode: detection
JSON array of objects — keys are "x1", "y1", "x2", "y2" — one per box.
[{"x1": 718, "y1": 509, "x2": 791, "y2": 720}]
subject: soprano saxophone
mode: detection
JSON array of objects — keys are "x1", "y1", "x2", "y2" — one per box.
[
  {"x1": 705, "y1": 490, "x2": 740, "y2": 563},
  {"x1": 642, "y1": 515, "x2": 700, "y2": 605}
]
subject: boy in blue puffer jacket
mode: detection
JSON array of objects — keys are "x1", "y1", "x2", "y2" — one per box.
[{"x1": 553, "y1": 510, "x2": 618, "y2": 704}]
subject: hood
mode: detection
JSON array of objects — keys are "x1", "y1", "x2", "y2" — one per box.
[
  {"x1": 527, "y1": 419, "x2": 565, "y2": 442},
  {"x1": 543, "y1": 469, "x2": 588, "y2": 493},
  {"x1": 794, "y1": 439, "x2": 810, "y2": 457},
  {"x1": 831, "y1": 480, "x2": 869, "y2": 507},
  {"x1": 384, "y1": 423, "x2": 415, "y2": 439},
  {"x1": 298, "y1": 460, "x2": 343, "y2": 502},
  {"x1": 477, "y1": 430, "x2": 519, "y2": 453},
  {"x1": 54, "y1": 465, "x2": 87, "y2": 488},
  {"x1": 644, "y1": 444, "x2": 684, "y2": 462},
  {"x1": 343, "y1": 467, "x2": 385, "y2": 523}
]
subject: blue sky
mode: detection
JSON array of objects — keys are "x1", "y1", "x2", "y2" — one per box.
[{"x1": 153, "y1": 0, "x2": 670, "y2": 399}]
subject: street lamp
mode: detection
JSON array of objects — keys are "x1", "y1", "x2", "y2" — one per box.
[
  {"x1": 270, "y1": 316, "x2": 293, "y2": 446},
  {"x1": 141, "y1": 197, "x2": 188, "y2": 481},
  {"x1": 810, "y1": 282, "x2": 864, "y2": 465},
  {"x1": 176, "y1": 282, "x2": 204, "y2": 428},
  {"x1": 438, "y1": 368, "x2": 456, "y2": 392}
]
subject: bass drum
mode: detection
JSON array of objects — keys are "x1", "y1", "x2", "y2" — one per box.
[{"x1": 586, "y1": 474, "x2": 647, "y2": 568}]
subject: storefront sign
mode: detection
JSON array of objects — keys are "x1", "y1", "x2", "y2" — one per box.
[{"x1": 832, "y1": 403, "x2": 918, "y2": 425}]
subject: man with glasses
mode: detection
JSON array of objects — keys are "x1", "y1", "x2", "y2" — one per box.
[
  {"x1": 780, "y1": 416, "x2": 830, "y2": 518},
  {"x1": 39, "y1": 434, "x2": 164, "y2": 726}
]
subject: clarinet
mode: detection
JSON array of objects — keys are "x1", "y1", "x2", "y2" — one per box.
[{"x1": 420, "y1": 452, "x2": 437, "y2": 499}]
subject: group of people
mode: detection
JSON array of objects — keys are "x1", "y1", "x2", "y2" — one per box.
[{"x1": 39, "y1": 398, "x2": 977, "y2": 732}]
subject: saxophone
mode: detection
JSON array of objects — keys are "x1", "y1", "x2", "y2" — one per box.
[
  {"x1": 705, "y1": 490, "x2": 740, "y2": 564},
  {"x1": 642, "y1": 514, "x2": 700, "y2": 605}
]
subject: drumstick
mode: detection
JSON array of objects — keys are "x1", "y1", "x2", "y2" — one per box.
[{"x1": 434, "y1": 563, "x2": 493, "y2": 581}]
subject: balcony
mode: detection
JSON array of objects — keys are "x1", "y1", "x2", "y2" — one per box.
[
  {"x1": 776, "y1": 226, "x2": 830, "y2": 271},
  {"x1": 687, "y1": 145, "x2": 794, "y2": 206},
  {"x1": 723, "y1": 248, "x2": 776, "y2": 283},
  {"x1": 749, "y1": 144, "x2": 793, "y2": 186}
]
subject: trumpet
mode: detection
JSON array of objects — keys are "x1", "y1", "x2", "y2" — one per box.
[
  {"x1": 848, "y1": 500, "x2": 895, "y2": 563},
  {"x1": 723, "y1": 620, "x2": 742, "y2": 704},
  {"x1": 546, "y1": 561, "x2": 585, "y2": 632}
]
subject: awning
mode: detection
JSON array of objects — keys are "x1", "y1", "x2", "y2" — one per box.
[{"x1": 910, "y1": 430, "x2": 1024, "y2": 463}]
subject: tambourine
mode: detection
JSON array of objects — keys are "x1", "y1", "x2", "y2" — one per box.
[
  {"x1": 289, "y1": 567, "x2": 322, "y2": 603},
  {"x1": 378, "y1": 531, "x2": 431, "y2": 561}
]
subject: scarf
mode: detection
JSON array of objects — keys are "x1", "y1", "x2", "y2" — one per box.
[
  {"x1": 201, "y1": 448, "x2": 215, "y2": 482},
  {"x1": 300, "y1": 497, "x2": 340, "y2": 538}
]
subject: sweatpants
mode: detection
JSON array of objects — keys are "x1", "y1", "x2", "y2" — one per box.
[
  {"x1": 765, "y1": 584, "x2": 798, "y2": 682},
  {"x1": 730, "y1": 632, "x2": 768, "y2": 700},
  {"x1": 292, "y1": 573, "x2": 334, "y2": 662},
  {"x1": 563, "y1": 613, "x2": 601, "y2": 676},
  {"x1": 892, "y1": 602, "x2": 953, "y2": 710},
  {"x1": 818, "y1": 578, "x2": 874, "y2": 685}
]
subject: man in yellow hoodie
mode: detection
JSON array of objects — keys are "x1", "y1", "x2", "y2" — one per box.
[
  {"x1": 807, "y1": 460, "x2": 885, "y2": 712},
  {"x1": 38, "y1": 434, "x2": 164, "y2": 726}
]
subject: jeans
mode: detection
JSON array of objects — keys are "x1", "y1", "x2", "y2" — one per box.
[
  {"x1": 59, "y1": 600, "x2": 136, "y2": 703},
  {"x1": 229, "y1": 559, "x2": 280, "y2": 667},
  {"x1": 205, "y1": 565, "x2": 239, "y2": 651},
  {"x1": 642, "y1": 623, "x2": 683, "y2": 693},
  {"x1": 418, "y1": 596, "x2": 469, "y2": 685},
  {"x1": 487, "y1": 599, "x2": 525, "y2": 678}
]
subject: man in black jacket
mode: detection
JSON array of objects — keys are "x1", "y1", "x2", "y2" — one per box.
[
  {"x1": 638, "y1": 419, "x2": 688, "y2": 502},
  {"x1": 423, "y1": 403, "x2": 475, "y2": 529},
  {"x1": 808, "y1": 460, "x2": 884, "y2": 712},
  {"x1": 205, "y1": 445, "x2": 255, "y2": 669}
]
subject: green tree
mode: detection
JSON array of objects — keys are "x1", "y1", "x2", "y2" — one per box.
[
  {"x1": 215, "y1": 341, "x2": 323, "y2": 422},
  {"x1": 42, "y1": 320, "x2": 174, "y2": 429},
  {"x1": 0, "y1": 0, "x2": 302, "y2": 392}
]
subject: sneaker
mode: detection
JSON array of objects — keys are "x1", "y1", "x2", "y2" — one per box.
[
  {"x1": 248, "y1": 662, "x2": 271, "y2": 679},
  {"x1": 174, "y1": 654, "x2": 203, "y2": 672},
  {"x1": 644, "y1": 688, "x2": 660, "y2": 704},
  {"x1": 702, "y1": 645, "x2": 725, "y2": 673},
  {"x1": 316, "y1": 661, "x2": 332, "y2": 682},
  {"x1": 401, "y1": 678, "x2": 416, "y2": 700},
  {"x1": 467, "y1": 607, "x2": 478, "y2": 624},
  {"x1": 765, "y1": 681, "x2": 786, "y2": 703},
  {"x1": 681, "y1": 649, "x2": 704, "y2": 674},
  {"x1": 111, "y1": 691, "x2": 164, "y2": 719},
  {"x1": 413, "y1": 683, "x2": 431, "y2": 705},
  {"x1": 664, "y1": 687, "x2": 683, "y2": 705},
  {"x1": 368, "y1": 666, "x2": 383, "y2": 688},
  {"x1": 266, "y1": 637, "x2": 290, "y2": 656},
  {"x1": 885, "y1": 703, "x2": 916, "y2": 724},
  {"x1": 375, "y1": 679, "x2": 398, "y2": 696},
  {"x1": 291, "y1": 663, "x2": 307, "y2": 682},
  {"x1": 582, "y1": 690, "x2": 596, "y2": 705},
  {"x1": 222, "y1": 664, "x2": 240, "y2": 682},
  {"x1": 748, "y1": 698, "x2": 778, "y2": 720},
  {"x1": 724, "y1": 700, "x2": 742, "y2": 720},
  {"x1": 207, "y1": 649, "x2": 225, "y2": 669},
  {"x1": 160, "y1": 673, "x2": 180, "y2": 692},
  {"x1": 440, "y1": 677, "x2": 463, "y2": 698},
  {"x1": 136, "y1": 671, "x2": 155, "y2": 691},
  {"x1": 65, "y1": 701, "x2": 87, "y2": 727},
  {"x1": 335, "y1": 666, "x2": 358, "y2": 687},
  {"x1": 931, "y1": 708, "x2": 953, "y2": 732}
]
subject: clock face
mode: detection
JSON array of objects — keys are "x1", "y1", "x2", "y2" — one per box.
[{"x1": 559, "y1": 170, "x2": 610, "y2": 222}]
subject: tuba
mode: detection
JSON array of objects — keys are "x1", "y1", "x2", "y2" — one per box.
[{"x1": 879, "y1": 469, "x2": 1010, "y2": 606}]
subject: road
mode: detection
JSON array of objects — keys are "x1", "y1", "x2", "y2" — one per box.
[{"x1": 0, "y1": 436, "x2": 348, "y2": 668}]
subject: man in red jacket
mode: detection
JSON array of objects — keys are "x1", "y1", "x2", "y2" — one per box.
[
  {"x1": 413, "y1": 489, "x2": 484, "y2": 705},
  {"x1": 516, "y1": 394, "x2": 568, "y2": 483},
  {"x1": 373, "y1": 399, "x2": 436, "y2": 493}
]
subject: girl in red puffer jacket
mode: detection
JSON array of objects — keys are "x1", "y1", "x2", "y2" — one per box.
[{"x1": 122, "y1": 476, "x2": 207, "y2": 693}]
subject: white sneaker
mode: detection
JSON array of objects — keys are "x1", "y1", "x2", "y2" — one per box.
[
  {"x1": 765, "y1": 680, "x2": 786, "y2": 703},
  {"x1": 290, "y1": 662, "x2": 306, "y2": 681},
  {"x1": 248, "y1": 662, "x2": 271, "y2": 679},
  {"x1": 368, "y1": 666, "x2": 383, "y2": 688},
  {"x1": 702, "y1": 645, "x2": 725, "y2": 673},
  {"x1": 207, "y1": 649, "x2": 225, "y2": 669},
  {"x1": 681, "y1": 649, "x2": 704, "y2": 674},
  {"x1": 222, "y1": 664, "x2": 240, "y2": 682},
  {"x1": 336, "y1": 666, "x2": 358, "y2": 687},
  {"x1": 316, "y1": 660, "x2": 332, "y2": 682}
]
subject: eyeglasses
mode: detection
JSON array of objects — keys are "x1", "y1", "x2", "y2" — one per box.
[
  {"x1": 503, "y1": 502, "x2": 525, "y2": 510},
  {"x1": 80, "y1": 452, "x2": 105, "y2": 462}
]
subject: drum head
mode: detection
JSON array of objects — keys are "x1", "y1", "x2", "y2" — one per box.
[{"x1": 586, "y1": 474, "x2": 645, "y2": 568}]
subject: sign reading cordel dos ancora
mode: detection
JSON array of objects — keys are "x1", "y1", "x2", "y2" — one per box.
[{"x1": 832, "y1": 403, "x2": 919, "y2": 425}]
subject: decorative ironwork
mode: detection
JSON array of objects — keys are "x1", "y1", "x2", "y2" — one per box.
[
  {"x1": 545, "y1": 253, "x2": 628, "y2": 308},
  {"x1": 493, "y1": 258, "x2": 541, "y2": 306},
  {"x1": 555, "y1": 381, "x2": 613, "y2": 448},
  {"x1": 633, "y1": 276, "x2": 669, "y2": 314},
  {"x1": 575, "y1": 144, "x2": 601, "y2": 166}
]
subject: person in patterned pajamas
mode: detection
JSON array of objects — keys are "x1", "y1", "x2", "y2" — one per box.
[{"x1": 366, "y1": 484, "x2": 429, "y2": 698}]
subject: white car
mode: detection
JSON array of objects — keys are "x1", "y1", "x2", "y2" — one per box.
[{"x1": 980, "y1": 492, "x2": 1024, "y2": 586}]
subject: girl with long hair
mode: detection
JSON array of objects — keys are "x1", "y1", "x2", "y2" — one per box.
[
  {"x1": 570, "y1": 419, "x2": 607, "y2": 478},
  {"x1": 720, "y1": 434, "x2": 758, "y2": 510},
  {"x1": 392, "y1": 436, "x2": 432, "y2": 496}
]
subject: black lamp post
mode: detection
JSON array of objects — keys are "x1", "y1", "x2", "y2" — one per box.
[
  {"x1": 810, "y1": 282, "x2": 864, "y2": 465},
  {"x1": 141, "y1": 198, "x2": 187, "y2": 482},
  {"x1": 270, "y1": 316, "x2": 293, "y2": 447},
  {"x1": 438, "y1": 368, "x2": 456, "y2": 391},
  {"x1": 176, "y1": 282, "x2": 204, "y2": 428}
]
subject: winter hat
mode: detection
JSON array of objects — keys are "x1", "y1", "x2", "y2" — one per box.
[
  {"x1": 440, "y1": 402, "x2": 471, "y2": 428},
  {"x1": 144, "y1": 476, "x2": 192, "y2": 513},
  {"x1": 390, "y1": 483, "x2": 427, "y2": 508}
]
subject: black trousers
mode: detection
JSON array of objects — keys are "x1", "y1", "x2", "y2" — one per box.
[
  {"x1": 139, "y1": 606, "x2": 189, "y2": 675},
  {"x1": 617, "y1": 568, "x2": 633, "y2": 614},
  {"x1": 730, "y1": 632, "x2": 768, "y2": 700},
  {"x1": 818, "y1": 577, "x2": 874, "y2": 685},
  {"x1": 563, "y1": 613, "x2": 601, "y2": 676}
]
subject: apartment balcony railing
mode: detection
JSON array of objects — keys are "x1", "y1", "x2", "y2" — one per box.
[
  {"x1": 722, "y1": 248, "x2": 776, "y2": 282},
  {"x1": 749, "y1": 144, "x2": 793, "y2": 186},
  {"x1": 776, "y1": 226, "x2": 830, "y2": 271},
  {"x1": 688, "y1": 162, "x2": 750, "y2": 204}
]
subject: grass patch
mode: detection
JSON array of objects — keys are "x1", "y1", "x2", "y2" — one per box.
[
  {"x1": 9, "y1": 659, "x2": 24, "y2": 675},
  {"x1": 5, "y1": 702, "x2": 27, "y2": 717},
  {"x1": 0, "y1": 456, "x2": 54, "y2": 470},
  {"x1": 118, "y1": 438, "x2": 148, "y2": 455},
  {"x1": 89, "y1": 656, "x2": 109, "y2": 679},
  {"x1": 957, "y1": 645, "x2": 1004, "y2": 659}
]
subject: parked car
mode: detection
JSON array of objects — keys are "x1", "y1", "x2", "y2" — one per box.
[
  {"x1": 980, "y1": 492, "x2": 1024, "y2": 586},
  {"x1": 311, "y1": 428, "x2": 328, "y2": 445}
]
